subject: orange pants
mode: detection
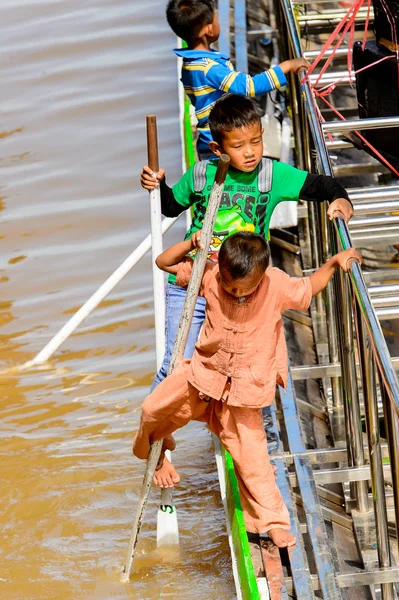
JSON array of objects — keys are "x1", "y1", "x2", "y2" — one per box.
[{"x1": 133, "y1": 361, "x2": 290, "y2": 534}]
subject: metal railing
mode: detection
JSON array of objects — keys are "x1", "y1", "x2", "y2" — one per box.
[{"x1": 278, "y1": 0, "x2": 399, "y2": 596}]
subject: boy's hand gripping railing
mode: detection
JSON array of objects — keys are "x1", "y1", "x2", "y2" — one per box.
[{"x1": 122, "y1": 153, "x2": 230, "y2": 582}]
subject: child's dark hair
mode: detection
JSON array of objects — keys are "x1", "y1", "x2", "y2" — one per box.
[
  {"x1": 209, "y1": 95, "x2": 262, "y2": 144},
  {"x1": 218, "y1": 232, "x2": 270, "y2": 279},
  {"x1": 166, "y1": 0, "x2": 215, "y2": 44}
]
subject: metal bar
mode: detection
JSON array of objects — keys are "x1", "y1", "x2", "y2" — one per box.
[
  {"x1": 348, "y1": 185, "x2": 399, "y2": 201},
  {"x1": 347, "y1": 490, "x2": 394, "y2": 511},
  {"x1": 375, "y1": 307, "x2": 399, "y2": 319},
  {"x1": 363, "y1": 269, "x2": 399, "y2": 284},
  {"x1": 234, "y1": 0, "x2": 248, "y2": 73},
  {"x1": 291, "y1": 357, "x2": 399, "y2": 380},
  {"x1": 369, "y1": 285, "x2": 399, "y2": 297},
  {"x1": 297, "y1": 8, "x2": 371, "y2": 22},
  {"x1": 285, "y1": 566, "x2": 399, "y2": 593},
  {"x1": 322, "y1": 117, "x2": 399, "y2": 133},
  {"x1": 310, "y1": 72, "x2": 352, "y2": 86},
  {"x1": 334, "y1": 162, "x2": 390, "y2": 177},
  {"x1": 316, "y1": 199, "x2": 342, "y2": 408},
  {"x1": 291, "y1": 363, "x2": 341, "y2": 379},
  {"x1": 355, "y1": 309, "x2": 393, "y2": 599},
  {"x1": 276, "y1": 0, "x2": 399, "y2": 423},
  {"x1": 285, "y1": 446, "x2": 348, "y2": 463},
  {"x1": 350, "y1": 228, "x2": 399, "y2": 244},
  {"x1": 288, "y1": 463, "x2": 392, "y2": 486},
  {"x1": 326, "y1": 139, "x2": 354, "y2": 149},
  {"x1": 372, "y1": 296, "x2": 399, "y2": 308},
  {"x1": 218, "y1": 0, "x2": 230, "y2": 56},
  {"x1": 337, "y1": 274, "x2": 369, "y2": 512},
  {"x1": 354, "y1": 200, "x2": 399, "y2": 215},
  {"x1": 247, "y1": 27, "x2": 275, "y2": 39},
  {"x1": 304, "y1": 48, "x2": 349, "y2": 60},
  {"x1": 350, "y1": 215, "x2": 399, "y2": 227},
  {"x1": 379, "y1": 380, "x2": 399, "y2": 545}
]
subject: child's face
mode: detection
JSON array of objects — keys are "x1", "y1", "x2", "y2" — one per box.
[
  {"x1": 210, "y1": 121, "x2": 264, "y2": 172},
  {"x1": 219, "y1": 266, "x2": 265, "y2": 298}
]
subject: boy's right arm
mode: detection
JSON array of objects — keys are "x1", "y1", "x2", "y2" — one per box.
[
  {"x1": 205, "y1": 61, "x2": 288, "y2": 96},
  {"x1": 140, "y1": 165, "x2": 187, "y2": 218},
  {"x1": 309, "y1": 249, "x2": 361, "y2": 296},
  {"x1": 279, "y1": 58, "x2": 311, "y2": 75},
  {"x1": 205, "y1": 58, "x2": 310, "y2": 97}
]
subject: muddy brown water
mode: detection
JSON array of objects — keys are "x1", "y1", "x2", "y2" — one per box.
[{"x1": 0, "y1": 1, "x2": 234, "y2": 598}]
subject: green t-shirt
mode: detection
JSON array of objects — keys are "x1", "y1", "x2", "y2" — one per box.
[{"x1": 168, "y1": 158, "x2": 308, "y2": 283}]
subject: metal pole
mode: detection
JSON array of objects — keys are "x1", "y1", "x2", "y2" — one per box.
[
  {"x1": 278, "y1": 0, "x2": 399, "y2": 419},
  {"x1": 320, "y1": 208, "x2": 343, "y2": 407},
  {"x1": 355, "y1": 309, "x2": 393, "y2": 600},
  {"x1": 322, "y1": 117, "x2": 399, "y2": 133},
  {"x1": 279, "y1": 0, "x2": 343, "y2": 407},
  {"x1": 379, "y1": 378, "x2": 399, "y2": 545},
  {"x1": 337, "y1": 274, "x2": 368, "y2": 511}
]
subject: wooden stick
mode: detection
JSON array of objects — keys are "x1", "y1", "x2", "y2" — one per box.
[
  {"x1": 146, "y1": 115, "x2": 159, "y2": 173},
  {"x1": 147, "y1": 115, "x2": 166, "y2": 371},
  {"x1": 122, "y1": 153, "x2": 230, "y2": 582}
]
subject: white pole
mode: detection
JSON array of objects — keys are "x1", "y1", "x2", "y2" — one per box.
[
  {"x1": 151, "y1": 188, "x2": 166, "y2": 369},
  {"x1": 22, "y1": 216, "x2": 179, "y2": 369},
  {"x1": 147, "y1": 116, "x2": 166, "y2": 369}
]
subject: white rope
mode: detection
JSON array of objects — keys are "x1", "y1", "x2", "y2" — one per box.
[{"x1": 22, "y1": 216, "x2": 179, "y2": 369}]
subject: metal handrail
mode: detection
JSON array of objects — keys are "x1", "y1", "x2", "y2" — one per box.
[
  {"x1": 279, "y1": 0, "x2": 399, "y2": 594},
  {"x1": 279, "y1": 0, "x2": 399, "y2": 416}
]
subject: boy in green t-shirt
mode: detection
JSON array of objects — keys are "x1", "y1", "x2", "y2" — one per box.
[{"x1": 140, "y1": 94, "x2": 353, "y2": 388}]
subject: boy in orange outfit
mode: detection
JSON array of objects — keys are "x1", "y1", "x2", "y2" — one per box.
[{"x1": 133, "y1": 231, "x2": 361, "y2": 547}]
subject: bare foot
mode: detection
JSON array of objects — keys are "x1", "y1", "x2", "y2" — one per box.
[
  {"x1": 268, "y1": 528, "x2": 296, "y2": 548},
  {"x1": 153, "y1": 455, "x2": 180, "y2": 488}
]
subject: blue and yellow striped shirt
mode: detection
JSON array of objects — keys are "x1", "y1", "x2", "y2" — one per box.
[{"x1": 174, "y1": 48, "x2": 288, "y2": 158}]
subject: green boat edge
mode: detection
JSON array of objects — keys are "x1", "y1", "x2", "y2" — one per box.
[{"x1": 181, "y1": 84, "x2": 261, "y2": 600}]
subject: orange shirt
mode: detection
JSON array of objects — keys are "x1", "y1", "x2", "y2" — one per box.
[{"x1": 175, "y1": 260, "x2": 312, "y2": 408}]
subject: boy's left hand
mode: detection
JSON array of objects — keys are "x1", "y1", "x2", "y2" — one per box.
[
  {"x1": 191, "y1": 230, "x2": 204, "y2": 250},
  {"x1": 327, "y1": 198, "x2": 354, "y2": 222},
  {"x1": 335, "y1": 248, "x2": 362, "y2": 272}
]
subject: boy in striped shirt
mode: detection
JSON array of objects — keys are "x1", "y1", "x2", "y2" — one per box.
[{"x1": 166, "y1": 0, "x2": 310, "y2": 158}]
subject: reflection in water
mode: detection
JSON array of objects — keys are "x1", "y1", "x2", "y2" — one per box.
[{"x1": 0, "y1": 0, "x2": 235, "y2": 598}]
